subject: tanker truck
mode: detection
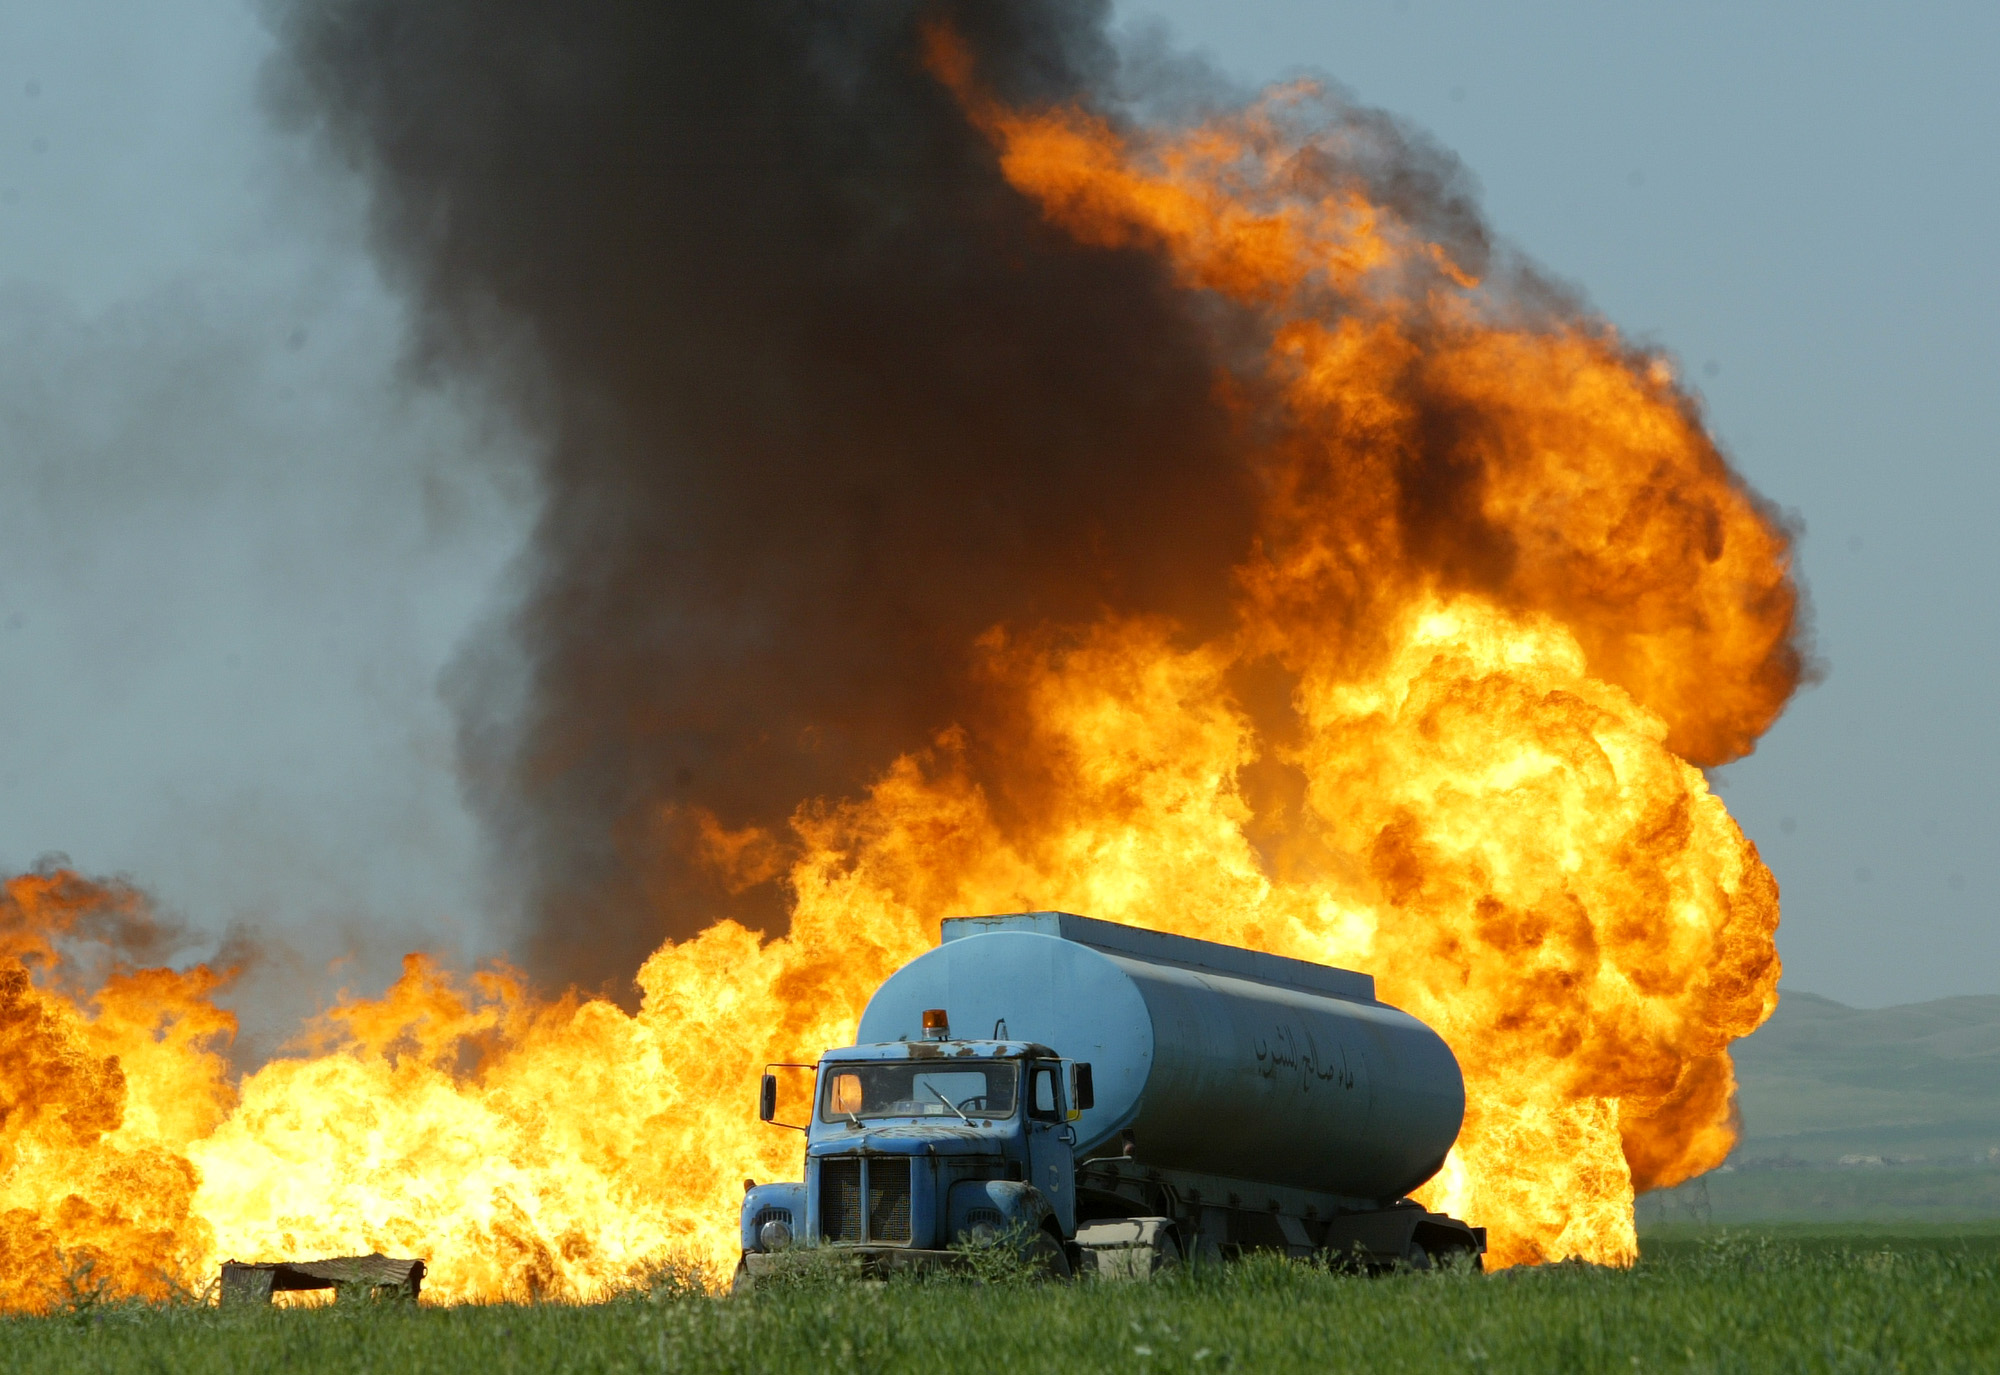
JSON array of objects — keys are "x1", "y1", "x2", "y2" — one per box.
[{"x1": 737, "y1": 912, "x2": 1483, "y2": 1281}]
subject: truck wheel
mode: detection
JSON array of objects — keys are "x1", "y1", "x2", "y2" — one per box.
[{"x1": 1028, "y1": 1229, "x2": 1073, "y2": 1280}]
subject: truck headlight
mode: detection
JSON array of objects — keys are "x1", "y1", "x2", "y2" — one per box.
[{"x1": 758, "y1": 1218, "x2": 794, "y2": 1251}]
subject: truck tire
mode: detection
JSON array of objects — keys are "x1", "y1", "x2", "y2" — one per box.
[{"x1": 1028, "y1": 1228, "x2": 1073, "y2": 1280}]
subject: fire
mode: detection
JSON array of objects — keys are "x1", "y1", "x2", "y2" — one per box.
[
  {"x1": 0, "y1": 871, "x2": 234, "y2": 1310},
  {"x1": 2, "y1": 29, "x2": 1799, "y2": 1305}
]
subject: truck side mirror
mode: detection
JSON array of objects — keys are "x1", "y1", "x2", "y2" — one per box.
[
  {"x1": 1072, "y1": 1062, "x2": 1095, "y2": 1112},
  {"x1": 758, "y1": 1062, "x2": 815, "y2": 1133}
]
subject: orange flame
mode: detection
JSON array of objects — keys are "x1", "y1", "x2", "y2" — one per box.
[
  {"x1": 0, "y1": 872, "x2": 234, "y2": 1311},
  {"x1": 3, "y1": 33, "x2": 1798, "y2": 1304},
  {"x1": 902, "y1": 29, "x2": 1788, "y2": 1258}
]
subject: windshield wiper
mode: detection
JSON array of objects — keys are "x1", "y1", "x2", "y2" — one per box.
[{"x1": 926, "y1": 1084, "x2": 974, "y2": 1124}]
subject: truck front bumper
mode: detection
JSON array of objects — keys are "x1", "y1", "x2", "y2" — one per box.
[{"x1": 738, "y1": 1246, "x2": 961, "y2": 1287}]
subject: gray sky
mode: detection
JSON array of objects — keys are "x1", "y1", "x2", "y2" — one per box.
[
  {"x1": 0, "y1": 0, "x2": 530, "y2": 1026},
  {"x1": 2, "y1": 0, "x2": 1993, "y2": 1009}
]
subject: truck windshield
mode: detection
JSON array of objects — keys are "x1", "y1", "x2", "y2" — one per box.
[{"x1": 819, "y1": 1060, "x2": 1020, "y2": 1123}]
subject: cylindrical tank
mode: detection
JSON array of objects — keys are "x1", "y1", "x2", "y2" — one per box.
[{"x1": 855, "y1": 916, "x2": 1463, "y2": 1204}]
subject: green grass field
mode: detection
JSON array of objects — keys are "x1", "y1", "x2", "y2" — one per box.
[{"x1": 6, "y1": 1230, "x2": 1998, "y2": 1374}]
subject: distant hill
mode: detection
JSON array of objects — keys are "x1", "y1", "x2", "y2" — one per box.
[
  {"x1": 1732, "y1": 989, "x2": 2000, "y2": 1161},
  {"x1": 1639, "y1": 989, "x2": 2000, "y2": 1226}
]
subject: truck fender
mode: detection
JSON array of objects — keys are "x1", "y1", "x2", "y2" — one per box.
[
  {"x1": 1410, "y1": 1216, "x2": 1487, "y2": 1270},
  {"x1": 740, "y1": 1181, "x2": 807, "y2": 1253},
  {"x1": 946, "y1": 1178, "x2": 1054, "y2": 1244},
  {"x1": 1321, "y1": 1206, "x2": 1483, "y2": 1270}
]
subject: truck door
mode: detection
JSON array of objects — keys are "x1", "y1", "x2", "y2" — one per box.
[{"x1": 1026, "y1": 1060, "x2": 1075, "y2": 1234}]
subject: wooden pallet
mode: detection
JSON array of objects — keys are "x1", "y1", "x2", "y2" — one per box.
[{"x1": 219, "y1": 1253, "x2": 426, "y2": 1306}]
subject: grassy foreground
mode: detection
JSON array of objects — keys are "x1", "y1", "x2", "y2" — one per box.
[{"x1": 5, "y1": 1232, "x2": 1998, "y2": 1374}]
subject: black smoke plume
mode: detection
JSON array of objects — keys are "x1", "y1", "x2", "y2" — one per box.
[{"x1": 265, "y1": 2, "x2": 1265, "y2": 995}]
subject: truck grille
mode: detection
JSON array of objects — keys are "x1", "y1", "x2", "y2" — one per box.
[
  {"x1": 867, "y1": 1158, "x2": 912, "y2": 1244},
  {"x1": 819, "y1": 1156, "x2": 912, "y2": 1244},
  {"x1": 821, "y1": 1158, "x2": 863, "y2": 1242}
]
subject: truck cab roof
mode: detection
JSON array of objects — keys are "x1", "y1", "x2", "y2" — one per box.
[{"x1": 819, "y1": 1038, "x2": 1059, "y2": 1063}]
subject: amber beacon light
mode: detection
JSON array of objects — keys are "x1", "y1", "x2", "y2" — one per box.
[{"x1": 921, "y1": 1009, "x2": 950, "y2": 1040}]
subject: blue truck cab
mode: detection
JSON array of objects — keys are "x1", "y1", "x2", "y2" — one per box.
[{"x1": 740, "y1": 1019, "x2": 1094, "y2": 1280}]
